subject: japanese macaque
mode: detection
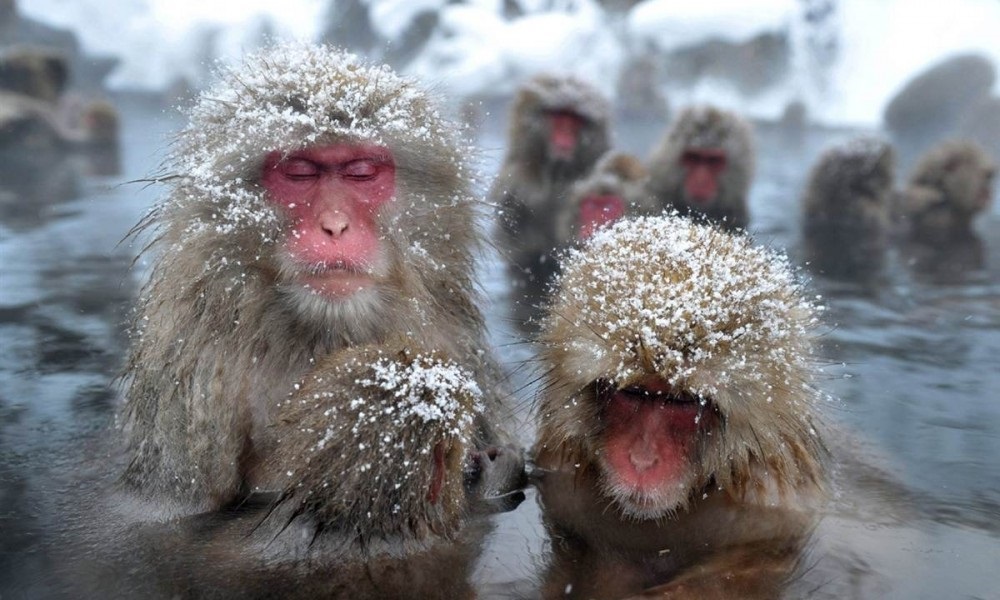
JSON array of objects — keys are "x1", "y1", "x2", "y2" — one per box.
[
  {"x1": 0, "y1": 45, "x2": 68, "y2": 104},
  {"x1": 79, "y1": 343, "x2": 524, "y2": 599},
  {"x1": 120, "y1": 44, "x2": 520, "y2": 518},
  {"x1": 897, "y1": 140, "x2": 996, "y2": 243},
  {"x1": 533, "y1": 214, "x2": 826, "y2": 599},
  {"x1": 491, "y1": 73, "x2": 612, "y2": 296},
  {"x1": 554, "y1": 151, "x2": 651, "y2": 245},
  {"x1": 802, "y1": 137, "x2": 897, "y2": 282},
  {"x1": 646, "y1": 106, "x2": 755, "y2": 231}
]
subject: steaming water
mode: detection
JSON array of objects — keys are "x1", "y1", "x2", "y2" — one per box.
[{"x1": 0, "y1": 100, "x2": 997, "y2": 598}]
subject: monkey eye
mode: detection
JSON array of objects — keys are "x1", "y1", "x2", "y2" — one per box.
[
  {"x1": 681, "y1": 150, "x2": 727, "y2": 169},
  {"x1": 278, "y1": 158, "x2": 320, "y2": 180},
  {"x1": 341, "y1": 159, "x2": 381, "y2": 181}
]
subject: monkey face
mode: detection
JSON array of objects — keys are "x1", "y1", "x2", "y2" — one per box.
[
  {"x1": 680, "y1": 148, "x2": 728, "y2": 205},
  {"x1": 538, "y1": 215, "x2": 824, "y2": 519},
  {"x1": 577, "y1": 194, "x2": 625, "y2": 240},
  {"x1": 262, "y1": 143, "x2": 396, "y2": 302},
  {"x1": 594, "y1": 376, "x2": 719, "y2": 519}
]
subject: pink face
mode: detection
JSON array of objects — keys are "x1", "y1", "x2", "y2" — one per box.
[
  {"x1": 681, "y1": 148, "x2": 728, "y2": 204},
  {"x1": 260, "y1": 143, "x2": 396, "y2": 300},
  {"x1": 577, "y1": 194, "x2": 625, "y2": 240},
  {"x1": 599, "y1": 377, "x2": 715, "y2": 502},
  {"x1": 548, "y1": 110, "x2": 585, "y2": 161}
]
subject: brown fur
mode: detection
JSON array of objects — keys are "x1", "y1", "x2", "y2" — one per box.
[
  {"x1": 554, "y1": 151, "x2": 652, "y2": 246},
  {"x1": 0, "y1": 45, "x2": 68, "y2": 104},
  {"x1": 263, "y1": 342, "x2": 482, "y2": 543},
  {"x1": 897, "y1": 140, "x2": 996, "y2": 242},
  {"x1": 533, "y1": 214, "x2": 825, "y2": 598},
  {"x1": 646, "y1": 105, "x2": 755, "y2": 231},
  {"x1": 802, "y1": 137, "x2": 896, "y2": 281},
  {"x1": 490, "y1": 73, "x2": 612, "y2": 286},
  {"x1": 119, "y1": 44, "x2": 508, "y2": 517}
]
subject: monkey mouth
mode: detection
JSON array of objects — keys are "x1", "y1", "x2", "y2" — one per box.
[
  {"x1": 292, "y1": 260, "x2": 375, "y2": 299},
  {"x1": 598, "y1": 382, "x2": 711, "y2": 503}
]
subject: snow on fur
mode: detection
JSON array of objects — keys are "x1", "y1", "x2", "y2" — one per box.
[
  {"x1": 539, "y1": 213, "x2": 826, "y2": 500},
  {"x1": 547, "y1": 213, "x2": 819, "y2": 398},
  {"x1": 156, "y1": 42, "x2": 468, "y2": 241}
]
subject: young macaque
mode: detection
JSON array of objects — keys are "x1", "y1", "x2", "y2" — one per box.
[
  {"x1": 490, "y1": 73, "x2": 612, "y2": 297},
  {"x1": 802, "y1": 137, "x2": 897, "y2": 282},
  {"x1": 102, "y1": 343, "x2": 525, "y2": 599},
  {"x1": 120, "y1": 43, "x2": 517, "y2": 518},
  {"x1": 533, "y1": 214, "x2": 826, "y2": 599},
  {"x1": 897, "y1": 140, "x2": 996, "y2": 243},
  {"x1": 554, "y1": 151, "x2": 651, "y2": 245},
  {"x1": 0, "y1": 45, "x2": 69, "y2": 104},
  {"x1": 646, "y1": 105, "x2": 755, "y2": 231}
]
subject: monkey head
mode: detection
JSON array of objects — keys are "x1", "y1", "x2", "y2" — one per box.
[
  {"x1": 537, "y1": 215, "x2": 824, "y2": 520},
  {"x1": 272, "y1": 342, "x2": 484, "y2": 544},
  {"x1": 509, "y1": 73, "x2": 611, "y2": 174},
  {"x1": 648, "y1": 105, "x2": 755, "y2": 227},
  {"x1": 805, "y1": 137, "x2": 896, "y2": 225},
  {"x1": 145, "y1": 43, "x2": 480, "y2": 341},
  {"x1": 559, "y1": 152, "x2": 650, "y2": 243},
  {"x1": 911, "y1": 140, "x2": 996, "y2": 215}
]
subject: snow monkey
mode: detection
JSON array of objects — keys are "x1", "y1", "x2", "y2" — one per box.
[
  {"x1": 646, "y1": 105, "x2": 756, "y2": 231},
  {"x1": 532, "y1": 215, "x2": 826, "y2": 599},
  {"x1": 120, "y1": 43, "x2": 522, "y2": 518},
  {"x1": 490, "y1": 73, "x2": 612, "y2": 296},
  {"x1": 801, "y1": 137, "x2": 897, "y2": 282},
  {"x1": 897, "y1": 140, "x2": 996, "y2": 243},
  {"x1": 554, "y1": 151, "x2": 652, "y2": 245},
  {"x1": 97, "y1": 342, "x2": 524, "y2": 599}
]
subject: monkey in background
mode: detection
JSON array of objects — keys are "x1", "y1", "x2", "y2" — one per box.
[
  {"x1": 119, "y1": 43, "x2": 519, "y2": 519},
  {"x1": 801, "y1": 137, "x2": 897, "y2": 282},
  {"x1": 532, "y1": 214, "x2": 826, "y2": 599},
  {"x1": 896, "y1": 140, "x2": 996, "y2": 243},
  {"x1": 553, "y1": 151, "x2": 651, "y2": 246},
  {"x1": 490, "y1": 73, "x2": 611, "y2": 309},
  {"x1": 894, "y1": 140, "x2": 996, "y2": 275},
  {"x1": 0, "y1": 45, "x2": 68, "y2": 104},
  {"x1": 646, "y1": 105, "x2": 755, "y2": 231}
]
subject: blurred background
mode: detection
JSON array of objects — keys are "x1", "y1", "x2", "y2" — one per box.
[{"x1": 1, "y1": 1, "x2": 999, "y2": 598}]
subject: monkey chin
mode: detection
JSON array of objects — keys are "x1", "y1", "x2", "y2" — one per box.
[
  {"x1": 598, "y1": 457, "x2": 700, "y2": 521},
  {"x1": 282, "y1": 282, "x2": 386, "y2": 334},
  {"x1": 298, "y1": 271, "x2": 374, "y2": 299}
]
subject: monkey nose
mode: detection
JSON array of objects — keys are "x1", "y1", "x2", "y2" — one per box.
[{"x1": 318, "y1": 210, "x2": 350, "y2": 238}]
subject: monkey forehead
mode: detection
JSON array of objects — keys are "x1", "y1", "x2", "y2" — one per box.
[
  {"x1": 673, "y1": 105, "x2": 752, "y2": 150},
  {"x1": 519, "y1": 73, "x2": 611, "y2": 122},
  {"x1": 544, "y1": 214, "x2": 820, "y2": 393},
  {"x1": 172, "y1": 43, "x2": 465, "y2": 183}
]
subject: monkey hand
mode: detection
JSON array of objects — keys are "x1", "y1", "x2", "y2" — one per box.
[{"x1": 464, "y1": 445, "x2": 527, "y2": 514}]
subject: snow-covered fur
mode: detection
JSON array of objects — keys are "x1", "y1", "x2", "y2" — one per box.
[
  {"x1": 536, "y1": 214, "x2": 825, "y2": 513},
  {"x1": 120, "y1": 43, "x2": 498, "y2": 515},
  {"x1": 271, "y1": 343, "x2": 483, "y2": 543}
]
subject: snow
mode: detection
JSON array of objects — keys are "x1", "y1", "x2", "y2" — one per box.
[
  {"x1": 18, "y1": 0, "x2": 1000, "y2": 126},
  {"x1": 629, "y1": 0, "x2": 798, "y2": 51},
  {"x1": 548, "y1": 213, "x2": 819, "y2": 397}
]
